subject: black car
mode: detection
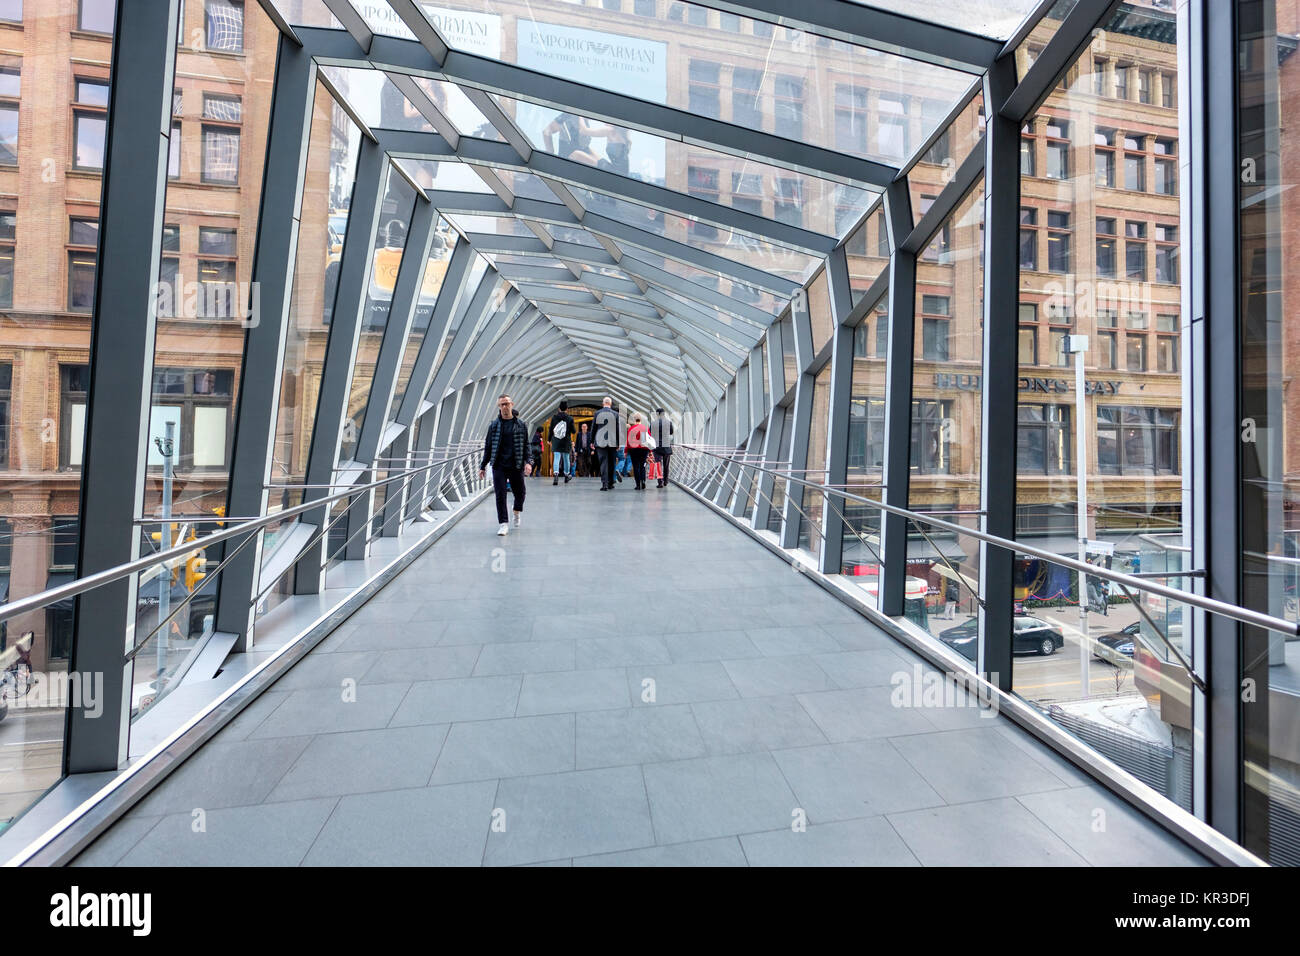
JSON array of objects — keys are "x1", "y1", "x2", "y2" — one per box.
[
  {"x1": 1093, "y1": 621, "x2": 1139, "y2": 665},
  {"x1": 938, "y1": 615, "x2": 1065, "y2": 661}
]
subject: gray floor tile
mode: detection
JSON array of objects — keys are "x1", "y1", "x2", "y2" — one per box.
[
  {"x1": 474, "y1": 640, "x2": 575, "y2": 676},
  {"x1": 741, "y1": 816, "x2": 921, "y2": 866},
  {"x1": 119, "y1": 798, "x2": 338, "y2": 866},
  {"x1": 484, "y1": 766, "x2": 655, "y2": 866},
  {"x1": 389, "y1": 676, "x2": 521, "y2": 726},
  {"x1": 664, "y1": 630, "x2": 763, "y2": 662},
  {"x1": 516, "y1": 668, "x2": 630, "y2": 716},
  {"x1": 249, "y1": 683, "x2": 412, "y2": 739},
  {"x1": 772, "y1": 739, "x2": 945, "y2": 821},
  {"x1": 531, "y1": 615, "x2": 615, "y2": 642},
  {"x1": 642, "y1": 753, "x2": 798, "y2": 845},
  {"x1": 576, "y1": 705, "x2": 708, "y2": 769},
  {"x1": 721, "y1": 656, "x2": 838, "y2": 697},
  {"x1": 70, "y1": 816, "x2": 163, "y2": 867},
  {"x1": 1017, "y1": 786, "x2": 1209, "y2": 866},
  {"x1": 889, "y1": 727, "x2": 1074, "y2": 802},
  {"x1": 744, "y1": 626, "x2": 844, "y2": 657},
  {"x1": 438, "y1": 618, "x2": 534, "y2": 645},
  {"x1": 362, "y1": 644, "x2": 482, "y2": 683},
  {"x1": 333, "y1": 619, "x2": 448, "y2": 652},
  {"x1": 272, "y1": 651, "x2": 376, "y2": 692},
  {"x1": 628, "y1": 661, "x2": 739, "y2": 707},
  {"x1": 810, "y1": 649, "x2": 913, "y2": 689},
  {"x1": 131, "y1": 736, "x2": 313, "y2": 816},
  {"x1": 576, "y1": 635, "x2": 673, "y2": 669},
  {"x1": 218, "y1": 689, "x2": 290, "y2": 741},
  {"x1": 574, "y1": 836, "x2": 748, "y2": 867},
  {"x1": 267, "y1": 724, "x2": 450, "y2": 801},
  {"x1": 795, "y1": 687, "x2": 938, "y2": 742},
  {"x1": 302, "y1": 782, "x2": 498, "y2": 866},
  {"x1": 431, "y1": 714, "x2": 575, "y2": 784},
  {"x1": 818, "y1": 621, "x2": 903, "y2": 651},
  {"x1": 888, "y1": 798, "x2": 1090, "y2": 866},
  {"x1": 690, "y1": 696, "x2": 827, "y2": 754}
]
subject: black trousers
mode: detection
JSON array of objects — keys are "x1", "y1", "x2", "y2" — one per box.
[
  {"x1": 492, "y1": 463, "x2": 526, "y2": 523},
  {"x1": 597, "y1": 447, "x2": 618, "y2": 488},
  {"x1": 629, "y1": 448, "x2": 649, "y2": 486},
  {"x1": 657, "y1": 448, "x2": 672, "y2": 483}
]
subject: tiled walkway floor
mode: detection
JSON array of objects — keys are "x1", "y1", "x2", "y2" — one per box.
[{"x1": 74, "y1": 478, "x2": 1207, "y2": 866}]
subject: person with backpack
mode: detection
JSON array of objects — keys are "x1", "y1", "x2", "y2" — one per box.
[
  {"x1": 479, "y1": 393, "x2": 532, "y2": 535},
  {"x1": 626, "y1": 413, "x2": 653, "y2": 490},
  {"x1": 550, "y1": 401, "x2": 575, "y2": 486},
  {"x1": 651, "y1": 408, "x2": 674, "y2": 488},
  {"x1": 592, "y1": 396, "x2": 622, "y2": 491}
]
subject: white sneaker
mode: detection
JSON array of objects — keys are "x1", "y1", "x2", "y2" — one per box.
[
  {"x1": 497, "y1": 523, "x2": 509, "y2": 536},
  {"x1": 513, "y1": 512, "x2": 522, "y2": 528}
]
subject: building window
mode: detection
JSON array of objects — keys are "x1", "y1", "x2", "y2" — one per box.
[
  {"x1": 73, "y1": 78, "x2": 110, "y2": 170},
  {"x1": 1098, "y1": 330, "x2": 1118, "y2": 369},
  {"x1": 200, "y1": 93, "x2": 240, "y2": 184},
  {"x1": 0, "y1": 210, "x2": 12, "y2": 309},
  {"x1": 1096, "y1": 217, "x2": 1117, "y2": 277},
  {"x1": 1155, "y1": 224, "x2": 1178, "y2": 283},
  {"x1": 847, "y1": 397, "x2": 885, "y2": 471},
  {"x1": 1093, "y1": 57, "x2": 1108, "y2": 96},
  {"x1": 1138, "y1": 69, "x2": 1153, "y2": 105},
  {"x1": 1115, "y1": 64, "x2": 1129, "y2": 100},
  {"x1": 835, "y1": 85, "x2": 869, "y2": 155},
  {"x1": 1124, "y1": 149, "x2": 1145, "y2": 191},
  {"x1": 732, "y1": 68, "x2": 763, "y2": 131},
  {"x1": 921, "y1": 295, "x2": 950, "y2": 361},
  {"x1": 1156, "y1": 334, "x2": 1179, "y2": 372},
  {"x1": 1017, "y1": 404, "x2": 1071, "y2": 475},
  {"x1": 59, "y1": 364, "x2": 89, "y2": 469},
  {"x1": 79, "y1": 0, "x2": 115, "y2": 32},
  {"x1": 688, "y1": 60, "x2": 720, "y2": 119},
  {"x1": 730, "y1": 171, "x2": 762, "y2": 216},
  {"x1": 773, "y1": 75, "x2": 803, "y2": 140},
  {"x1": 1094, "y1": 127, "x2": 1115, "y2": 187},
  {"x1": 1161, "y1": 73, "x2": 1176, "y2": 109},
  {"x1": 1097, "y1": 406, "x2": 1180, "y2": 475},
  {"x1": 0, "y1": 362, "x2": 9, "y2": 467},
  {"x1": 1046, "y1": 210, "x2": 1070, "y2": 273},
  {"x1": 633, "y1": 0, "x2": 655, "y2": 15},
  {"x1": 0, "y1": 67, "x2": 16, "y2": 166},
  {"x1": 198, "y1": 226, "x2": 237, "y2": 306},
  {"x1": 157, "y1": 223, "x2": 180, "y2": 317},
  {"x1": 719, "y1": 11, "x2": 739, "y2": 31},
  {"x1": 1019, "y1": 304, "x2": 1038, "y2": 365},
  {"x1": 1126, "y1": 333, "x2": 1147, "y2": 371},
  {"x1": 1044, "y1": 118, "x2": 1069, "y2": 180},
  {"x1": 773, "y1": 178, "x2": 800, "y2": 227},
  {"x1": 150, "y1": 367, "x2": 234, "y2": 468},
  {"x1": 204, "y1": 0, "x2": 243, "y2": 53},
  {"x1": 1020, "y1": 126, "x2": 1036, "y2": 177},
  {"x1": 67, "y1": 217, "x2": 98, "y2": 312},
  {"x1": 911, "y1": 400, "x2": 952, "y2": 475},
  {"x1": 687, "y1": 4, "x2": 707, "y2": 26},
  {"x1": 0, "y1": 1, "x2": 19, "y2": 23},
  {"x1": 602, "y1": 0, "x2": 622, "y2": 9},
  {"x1": 687, "y1": 166, "x2": 719, "y2": 239},
  {"x1": 1125, "y1": 220, "x2": 1147, "y2": 280},
  {"x1": 1019, "y1": 207, "x2": 1037, "y2": 270},
  {"x1": 877, "y1": 95, "x2": 908, "y2": 161}
]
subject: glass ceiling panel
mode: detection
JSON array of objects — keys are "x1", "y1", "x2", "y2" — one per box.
[
  {"x1": 320, "y1": 66, "x2": 432, "y2": 132},
  {"x1": 494, "y1": 169, "x2": 558, "y2": 202},
  {"x1": 850, "y1": 0, "x2": 1043, "y2": 40},
  {"x1": 489, "y1": 92, "x2": 875, "y2": 244},
  {"x1": 445, "y1": 213, "x2": 540, "y2": 239},
  {"x1": 548, "y1": 224, "x2": 604, "y2": 248},
  {"x1": 619, "y1": 245, "x2": 785, "y2": 317},
  {"x1": 412, "y1": 77, "x2": 505, "y2": 140},
  {"x1": 403, "y1": 0, "x2": 973, "y2": 163},
  {"x1": 396, "y1": 157, "x2": 494, "y2": 193},
  {"x1": 270, "y1": 0, "x2": 341, "y2": 28}
]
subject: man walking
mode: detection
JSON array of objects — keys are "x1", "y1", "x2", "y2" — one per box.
[
  {"x1": 652, "y1": 407, "x2": 674, "y2": 488},
  {"x1": 592, "y1": 396, "x2": 622, "y2": 491},
  {"x1": 550, "y1": 400, "x2": 575, "y2": 486},
  {"x1": 479, "y1": 393, "x2": 532, "y2": 535},
  {"x1": 574, "y1": 421, "x2": 593, "y2": 477}
]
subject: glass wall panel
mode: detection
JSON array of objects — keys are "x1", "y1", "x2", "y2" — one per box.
[
  {"x1": 806, "y1": 269, "x2": 832, "y2": 356},
  {"x1": 0, "y1": 0, "x2": 115, "y2": 828},
  {"x1": 797, "y1": 362, "x2": 831, "y2": 553},
  {"x1": 908, "y1": 88, "x2": 986, "y2": 229},
  {"x1": 840, "y1": 296, "x2": 888, "y2": 610},
  {"x1": 259, "y1": 81, "x2": 363, "y2": 619},
  {"x1": 340, "y1": 166, "x2": 418, "y2": 462},
  {"x1": 1237, "y1": 0, "x2": 1300, "y2": 865},
  {"x1": 131, "y1": 0, "x2": 277, "y2": 718},
  {"x1": 846, "y1": 203, "x2": 889, "y2": 306},
  {"x1": 1012, "y1": 7, "x2": 1191, "y2": 813},
  {"x1": 906, "y1": 177, "x2": 984, "y2": 645},
  {"x1": 388, "y1": 227, "x2": 457, "y2": 422},
  {"x1": 764, "y1": 406, "x2": 794, "y2": 535}
]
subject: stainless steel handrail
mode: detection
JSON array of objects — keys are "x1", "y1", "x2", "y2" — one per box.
[
  {"x1": 0, "y1": 449, "x2": 481, "y2": 627},
  {"x1": 677, "y1": 443, "x2": 1299, "y2": 639}
]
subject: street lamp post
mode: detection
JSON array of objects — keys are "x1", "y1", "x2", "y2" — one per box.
[{"x1": 1063, "y1": 334, "x2": 1090, "y2": 698}]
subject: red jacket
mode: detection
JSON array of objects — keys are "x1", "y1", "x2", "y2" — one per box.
[{"x1": 626, "y1": 423, "x2": 649, "y2": 448}]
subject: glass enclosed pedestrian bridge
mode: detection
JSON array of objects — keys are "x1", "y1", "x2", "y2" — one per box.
[{"x1": 0, "y1": 0, "x2": 1295, "y2": 866}]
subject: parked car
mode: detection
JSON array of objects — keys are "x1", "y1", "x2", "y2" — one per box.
[
  {"x1": 1093, "y1": 621, "x2": 1139, "y2": 665},
  {"x1": 938, "y1": 615, "x2": 1064, "y2": 661}
]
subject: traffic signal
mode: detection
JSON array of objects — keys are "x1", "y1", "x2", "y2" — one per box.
[{"x1": 185, "y1": 550, "x2": 206, "y2": 591}]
